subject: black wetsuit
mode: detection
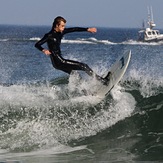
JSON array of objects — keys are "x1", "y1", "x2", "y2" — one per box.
[
  {"x1": 35, "y1": 27, "x2": 109, "y2": 84},
  {"x1": 35, "y1": 27, "x2": 95, "y2": 76}
]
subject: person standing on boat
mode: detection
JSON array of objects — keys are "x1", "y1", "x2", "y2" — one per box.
[{"x1": 35, "y1": 16, "x2": 110, "y2": 84}]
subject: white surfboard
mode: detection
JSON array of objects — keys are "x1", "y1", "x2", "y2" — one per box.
[{"x1": 95, "y1": 50, "x2": 131, "y2": 97}]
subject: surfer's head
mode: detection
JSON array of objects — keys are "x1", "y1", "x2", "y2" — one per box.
[{"x1": 52, "y1": 16, "x2": 66, "y2": 32}]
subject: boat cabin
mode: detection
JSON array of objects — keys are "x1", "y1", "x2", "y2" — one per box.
[{"x1": 138, "y1": 28, "x2": 162, "y2": 42}]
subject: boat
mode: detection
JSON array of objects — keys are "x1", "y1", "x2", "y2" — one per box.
[{"x1": 138, "y1": 6, "x2": 163, "y2": 42}]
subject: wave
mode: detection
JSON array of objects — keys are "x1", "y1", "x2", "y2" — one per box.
[
  {"x1": 126, "y1": 68, "x2": 163, "y2": 98},
  {"x1": 31, "y1": 37, "x2": 116, "y2": 45},
  {"x1": 1, "y1": 36, "x2": 163, "y2": 46},
  {"x1": 0, "y1": 38, "x2": 9, "y2": 42},
  {"x1": 0, "y1": 36, "x2": 115, "y2": 45},
  {"x1": 0, "y1": 145, "x2": 88, "y2": 160},
  {"x1": 29, "y1": 37, "x2": 40, "y2": 41},
  {"x1": 0, "y1": 71, "x2": 162, "y2": 153},
  {"x1": 0, "y1": 75, "x2": 135, "y2": 151},
  {"x1": 121, "y1": 39, "x2": 163, "y2": 46}
]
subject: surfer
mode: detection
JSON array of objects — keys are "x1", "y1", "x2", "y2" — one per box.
[{"x1": 35, "y1": 16, "x2": 110, "y2": 84}]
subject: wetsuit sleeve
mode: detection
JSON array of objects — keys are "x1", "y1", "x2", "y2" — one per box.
[
  {"x1": 63, "y1": 27, "x2": 88, "y2": 35},
  {"x1": 35, "y1": 34, "x2": 49, "y2": 51}
]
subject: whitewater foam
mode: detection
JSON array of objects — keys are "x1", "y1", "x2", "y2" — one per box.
[
  {"x1": 0, "y1": 72, "x2": 136, "y2": 153},
  {"x1": 127, "y1": 69, "x2": 163, "y2": 97}
]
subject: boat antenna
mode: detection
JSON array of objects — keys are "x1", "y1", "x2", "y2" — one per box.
[
  {"x1": 150, "y1": 6, "x2": 154, "y2": 23},
  {"x1": 147, "y1": 6, "x2": 151, "y2": 23},
  {"x1": 147, "y1": 6, "x2": 156, "y2": 29}
]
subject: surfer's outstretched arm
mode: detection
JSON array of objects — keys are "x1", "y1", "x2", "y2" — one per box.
[{"x1": 34, "y1": 16, "x2": 109, "y2": 84}]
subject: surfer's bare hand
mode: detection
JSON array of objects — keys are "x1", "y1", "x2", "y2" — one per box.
[
  {"x1": 87, "y1": 28, "x2": 97, "y2": 33},
  {"x1": 42, "y1": 49, "x2": 51, "y2": 56}
]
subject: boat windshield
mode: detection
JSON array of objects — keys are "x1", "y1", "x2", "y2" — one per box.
[{"x1": 146, "y1": 30, "x2": 159, "y2": 36}]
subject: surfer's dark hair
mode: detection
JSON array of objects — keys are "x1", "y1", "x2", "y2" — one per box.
[{"x1": 52, "y1": 16, "x2": 66, "y2": 29}]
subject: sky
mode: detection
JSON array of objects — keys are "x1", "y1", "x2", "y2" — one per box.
[{"x1": 1, "y1": 0, "x2": 163, "y2": 28}]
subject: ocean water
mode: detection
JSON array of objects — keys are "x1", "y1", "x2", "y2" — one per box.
[{"x1": 0, "y1": 25, "x2": 163, "y2": 163}]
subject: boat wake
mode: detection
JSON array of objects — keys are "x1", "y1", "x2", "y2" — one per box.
[{"x1": 1, "y1": 36, "x2": 163, "y2": 46}]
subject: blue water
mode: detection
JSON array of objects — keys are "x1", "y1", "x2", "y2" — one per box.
[{"x1": 0, "y1": 25, "x2": 163, "y2": 163}]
